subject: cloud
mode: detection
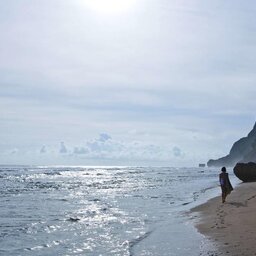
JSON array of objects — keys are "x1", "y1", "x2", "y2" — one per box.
[
  {"x1": 10, "y1": 148, "x2": 18, "y2": 154},
  {"x1": 1, "y1": 1, "x2": 256, "y2": 166},
  {"x1": 172, "y1": 146, "x2": 183, "y2": 157},
  {"x1": 40, "y1": 145, "x2": 47, "y2": 154},
  {"x1": 73, "y1": 146, "x2": 88, "y2": 154},
  {"x1": 70, "y1": 133, "x2": 176, "y2": 162},
  {"x1": 99, "y1": 133, "x2": 111, "y2": 142},
  {"x1": 86, "y1": 133, "x2": 113, "y2": 152},
  {"x1": 59, "y1": 142, "x2": 68, "y2": 154}
]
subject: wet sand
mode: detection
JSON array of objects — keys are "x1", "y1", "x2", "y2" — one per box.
[{"x1": 191, "y1": 182, "x2": 256, "y2": 256}]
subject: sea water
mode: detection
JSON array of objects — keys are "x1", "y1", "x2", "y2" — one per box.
[{"x1": 0, "y1": 166, "x2": 237, "y2": 256}]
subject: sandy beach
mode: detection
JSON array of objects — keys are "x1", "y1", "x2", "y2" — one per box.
[{"x1": 191, "y1": 181, "x2": 256, "y2": 256}]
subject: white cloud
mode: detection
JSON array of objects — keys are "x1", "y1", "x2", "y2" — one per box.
[
  {"x1": 73, "y1": 147, "x2": 88, "y2": 154},
  {"x1": 69, "y1": 133, "x2": 178, "y2": 163},
  {"x1": 59, "y1": 142, "x2": 68, "y2": 154},
  {"x1": 10, "y1": 148, "x2": 18, "y2": 154},
  {"x1": 99, "y1": 133, "x2": 111, "y2": 142},
  {"x1": 40, "y1": 145, "x2": 47, "y2": 154},
  {"x1": 172, "y1": 146, "x2": 184, "y2": 158}
]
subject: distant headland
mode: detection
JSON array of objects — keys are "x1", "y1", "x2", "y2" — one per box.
[{"x1": 207, "y1": 122, "x2": 256, "y2": 167}]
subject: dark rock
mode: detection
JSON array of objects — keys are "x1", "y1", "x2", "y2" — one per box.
[
  {"x1": 68, "y1": 217, "x2": 80, "y2": 222},
  {"x1": 233, "y1": 162, "x2": 256, "y2": 182},
  {"x1": 207, "y1": 122, "x2": 256, "y2": 167}
]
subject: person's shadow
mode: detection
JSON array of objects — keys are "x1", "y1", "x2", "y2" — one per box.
[{"x1": 226, "y1": 201, "x2": 247, "y2": 207}]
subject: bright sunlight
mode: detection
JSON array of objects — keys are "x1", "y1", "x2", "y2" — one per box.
[{"x1": 84, "y1": 0, "x2": 137, "y2": 15}]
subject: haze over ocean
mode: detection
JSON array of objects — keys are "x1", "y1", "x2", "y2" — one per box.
[{"x1": 1, "y1": 0, "x2": 256, "y2": 167}]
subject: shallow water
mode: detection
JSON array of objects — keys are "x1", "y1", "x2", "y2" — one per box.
[{"x1": 0, "y1": 166, "x2": 237, "y2": 255}]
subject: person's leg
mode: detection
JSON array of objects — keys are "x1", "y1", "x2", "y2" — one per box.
[
  {"x1": 223, "y1": 192, "x2": 227, "y2": 203},
  {"x1": 222, "y1": 192, "x2": 225, "y2": 203},
  {"x1": 221, "y1": 186, "x2": 226, "y2": 203}
]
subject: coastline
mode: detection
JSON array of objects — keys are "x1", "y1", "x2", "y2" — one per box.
[{"x1": 191, "y1": 181, "x2": 256, "y2": 255}]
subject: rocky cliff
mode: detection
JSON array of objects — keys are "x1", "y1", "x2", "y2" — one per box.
[{"x1": 207, "y1": 122, "x2": 256, "y2": 167}]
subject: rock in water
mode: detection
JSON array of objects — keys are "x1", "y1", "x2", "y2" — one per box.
[
  {"x1": 68, "y1": 217, "x2": 80, "y2": 222},
  {"x1": 233, "y1": 162, "x2": 256, "y2": 182}
]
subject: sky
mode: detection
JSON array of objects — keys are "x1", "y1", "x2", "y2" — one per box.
[{"x1": 1, "y1": 0, "x2": 256, "y2": 166}]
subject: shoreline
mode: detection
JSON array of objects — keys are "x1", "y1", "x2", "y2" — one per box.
[{"x1": 191, "y1": 181, "x2": 256, "y2": 255}]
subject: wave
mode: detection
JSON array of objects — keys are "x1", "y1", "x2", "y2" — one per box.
[{"x1": 127, "y1": 230, "x2": 153, "y2": 256}]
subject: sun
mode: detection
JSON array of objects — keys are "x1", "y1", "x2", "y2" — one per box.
[{"x1": 84, "y1": 0, "x2": 136, "y2": 15}]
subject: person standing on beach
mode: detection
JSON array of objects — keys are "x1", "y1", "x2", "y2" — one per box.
[{"x1": 219, "y1": 167, "x2": 233, "y2": 203}]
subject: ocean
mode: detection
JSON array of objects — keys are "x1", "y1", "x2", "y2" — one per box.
[{"x1": 0, "y1": 166, "x2": 237, "y2": 256}]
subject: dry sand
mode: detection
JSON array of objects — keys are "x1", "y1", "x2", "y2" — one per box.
[{"x1": 191, "y1": 182, "x2": 256, "y2": 256}]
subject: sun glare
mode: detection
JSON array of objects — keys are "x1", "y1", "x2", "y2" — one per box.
[{"x1": 84, "y1": 0, "x2": 136, "y2": 15}]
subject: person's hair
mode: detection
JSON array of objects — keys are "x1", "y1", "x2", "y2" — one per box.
[{"x1": 221, "y1": 167, "x2": 226, "y2": 173}]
